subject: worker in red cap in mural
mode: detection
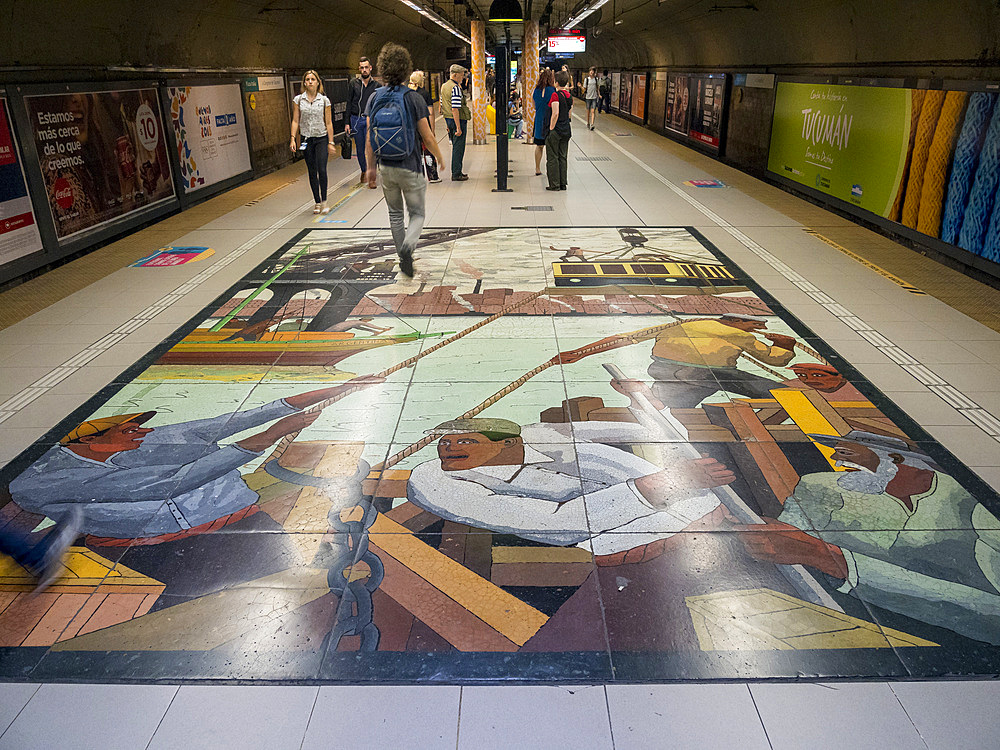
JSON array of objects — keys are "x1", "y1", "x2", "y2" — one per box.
[{"x1": 784, "y1": 362, "x2": 868, "y2": 402}]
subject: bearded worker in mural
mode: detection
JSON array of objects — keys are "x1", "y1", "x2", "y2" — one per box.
[{"x1": 741, "y1": 431, "x2": 1000, "y2": 645}]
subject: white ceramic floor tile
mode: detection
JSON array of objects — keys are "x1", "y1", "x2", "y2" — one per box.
[
  {"x1": 0, "y1": 683, "x2": 38, "y2": 735},
  {"x1": 301, "y1": 686, "x2": 460, "y2": 750},
  {"x1": 0, "y1": 683, "x2": 177, "y2": 750},
  {"x1": 750, "y1": 682, "x2": 925, "y2": 750},
  {"x1": 890, "y1": 681, "x2": 1000, "y2": 750},
  {"x1": 607, "y1": 684, "x2": 770, "y2": 749},
  {"x1": 457, "y1": 685, "x2": 613, "y2": 750},
  {"x1": 147, "y1": 685, "x2": 318, "y2": 750}
]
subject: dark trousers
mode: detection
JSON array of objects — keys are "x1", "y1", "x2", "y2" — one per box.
[
  {"x1": 350, "y1": 116, "x2": 368, "y2": 173},
  {"x1": 445, "y1": 118, "x2": 467, "y2": 178},
  {"x1": 545, "y1": 130, "x2": 570, "y2": 189},
  {"x1": 422, "y1": 145, "x2": 439, "y2": 181},
  {"x1": 303, "y1": 136, "x2": 329, "y2": 203},
  {"x1": 599, "y1": 92, "x2": 611, "y2": 113},
  {"x1": 0, "y1": 527, "x2": 45, "y2": 572},
  {"x1": 647, "y1": 359, "x2": 782, "y2": 408}
]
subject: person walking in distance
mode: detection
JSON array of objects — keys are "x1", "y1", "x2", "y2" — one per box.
[
  {"x1": 408, "y1": 70, "x2": 441, "y2": 183},
  {"x1": 584, "y1": 67, "x2": 600, "y2": 130},
  {"x1": 364, "y1": 43, "x2": 445, "y2": 278},
  {"x1": 531, "y1": 68, "x2": 556, "y2": 176},
  {"x1": 545, "y1": 70, "x2": 573, "y2": 191},
  {"x1": 345, "y1": 57, "x2": 378, "y2": 185},
  {"x1": 440, "y1": 64, "x2": 470, "y2": 181},
  {"x1": 290, "y1": 70, "x2": 335, "y2": 214},
  {"x1": 598, "y1": 69, "x2": 611, "y2": 114}
]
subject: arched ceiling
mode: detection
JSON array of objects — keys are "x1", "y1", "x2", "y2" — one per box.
[{"x1": 3, "y1": 0, "x2": 998, "y2": 79}]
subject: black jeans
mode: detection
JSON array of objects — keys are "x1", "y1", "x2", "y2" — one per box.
[
  {"x1": 545, "y1": 130, "x2": 570, "y2": 189},
  {"x1": 303, "y1": 136, "x2": 329, "y2": 203}
]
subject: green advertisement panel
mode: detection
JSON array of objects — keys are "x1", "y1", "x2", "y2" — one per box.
[
  {"x1": 769, "y1": 81, "x2": 1000, "y2": 265},
  {"x1": 768, "y1": 82, "x2": 910, "y2": 216}
]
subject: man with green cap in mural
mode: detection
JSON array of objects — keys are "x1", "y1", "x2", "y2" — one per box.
[{"x1": 407, "y1": 407, "x2": 736, "y2": 557}]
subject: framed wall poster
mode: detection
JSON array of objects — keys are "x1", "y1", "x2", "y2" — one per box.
[
  {"x1": 0, "y1": 96, "x2": 44, "y2": 266},
  {"x1": 22, "y1": 86, "x2": 175, "y2": 240},
  {"x1": 768, "y1": 80, "x2": 1000, "y2": 263},
  {"x1": 631, "y1": 74, "x2": 647, "y2": 121},
  {"x1": 611, "y1": 73, "x2": 621, "y2": 113},
  {"x1": 166, "y1": 83, "x2": 252, "y2": 193}
]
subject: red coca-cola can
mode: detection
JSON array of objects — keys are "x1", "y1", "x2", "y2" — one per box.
[{"x1": 116, "y1": 135, "x2": 136, "y2": 179}]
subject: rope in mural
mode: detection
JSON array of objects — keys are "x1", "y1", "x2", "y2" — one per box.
[{"x1": 942, "y1": 92, "x2": 996, "y2": 245}]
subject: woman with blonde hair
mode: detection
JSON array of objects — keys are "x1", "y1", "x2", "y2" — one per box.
[
  {"x1": 409, "y1": 70, "x2": 440, "y2": 183},
  {"x1": 290, "y1": 70, "x2": 335, "y2": 213}
]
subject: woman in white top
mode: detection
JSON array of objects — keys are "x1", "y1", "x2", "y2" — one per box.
[
  {"x1": 584, "y1": 67, "x2": 599, "y2": 130},
  {"x1": 290, "y1": 70, "x2": 335, "y2": 213}
]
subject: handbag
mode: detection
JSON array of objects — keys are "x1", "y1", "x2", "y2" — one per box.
[{"x1": 340, "y1": 132, "x2": 352, "y2": 160}]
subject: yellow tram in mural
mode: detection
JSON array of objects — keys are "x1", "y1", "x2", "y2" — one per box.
[{"x1": 552, "y1": 259, "x2": 745, "y2": 290}]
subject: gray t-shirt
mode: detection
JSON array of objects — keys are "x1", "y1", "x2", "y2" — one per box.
[
  {"x1": 585, "y1": 76, "x2": 599, "y2": 100},
  {"x1": 365, "y1": 86, "x2": 430, "y2": 174}
]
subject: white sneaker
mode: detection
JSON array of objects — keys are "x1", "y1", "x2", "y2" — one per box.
[{"x1": 321, "y1": 203, "x2": 330, "y2": 214}]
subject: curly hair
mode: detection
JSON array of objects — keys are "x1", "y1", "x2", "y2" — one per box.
[{"x1": 377, "y1": 43, "x2": 412, "y2": 87}]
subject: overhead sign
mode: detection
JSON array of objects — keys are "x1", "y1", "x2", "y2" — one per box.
[{"x1": 547, "y1": 34, "x2": 586, "y2": 53}]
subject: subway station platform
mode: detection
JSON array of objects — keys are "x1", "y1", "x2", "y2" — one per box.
[{"x1": 2, "y1": 111, "x2": 1000, "y2": 748}]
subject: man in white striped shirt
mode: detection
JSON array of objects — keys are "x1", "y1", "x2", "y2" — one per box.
[{"x1": 439, "y1": 64, "x2": 470, "y2": 181}]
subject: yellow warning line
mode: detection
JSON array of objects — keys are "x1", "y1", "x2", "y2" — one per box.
[
  {"x1": 804, "y1": 230, "x2": 927, "y2": 295},
  {"x1": 313, "y1": 183, "x2": 364, "y2": 223}
]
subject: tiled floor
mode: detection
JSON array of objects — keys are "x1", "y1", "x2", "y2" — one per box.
[{"x1": 1, "y1": 113, "x2": 999, "y2": 747}]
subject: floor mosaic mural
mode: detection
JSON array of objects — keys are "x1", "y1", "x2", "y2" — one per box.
[{"x1": 2, "y1": 226, "x2": 999, "y2": 683}]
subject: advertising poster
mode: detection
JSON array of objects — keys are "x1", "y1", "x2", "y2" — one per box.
[
  {"x1": 769, "y1": 82, "x2": 1000, "y2": 261},
  {"x1": 324, "y1": 78, "x2": 349, "y2": 135},
  {"x1": 168, "y1": 84, "x2": 252, "y2": 193},
  {"x1": 664, "y1": 73, "x2": 726, "y2": 150},
  {"x1": 243, "y1": 76, "x2": 291, "y2": 174},
  {"x1": 631, "y1": 74, "x2": 647, "y2": 120},
  {"x1": 0, "y1": 97, "x2": 44, "y2": 265},
  {"x1": 688, "y1": 74, "x2": 726, "y2": 147},
  {"x1": 611, "y1": 73, "x2": 621, "y2": 113},
  {"x1": 665, "y1": 74, "x2": 690, "y2": 134},
  {"x1": 24, "y1": 87, "x2": 175, "y2": 240},
  {"x1": 619, "y1": 73, "x2": 632, "y2": 114}
]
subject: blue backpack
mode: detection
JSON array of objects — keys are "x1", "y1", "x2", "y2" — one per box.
[{"x1": 368, "y1": 85, "x2": 415, "y2": 162}]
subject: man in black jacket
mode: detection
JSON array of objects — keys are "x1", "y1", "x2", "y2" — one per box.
[{"x1": 345, "y1": 56, "x2": 378, "y2": 184}]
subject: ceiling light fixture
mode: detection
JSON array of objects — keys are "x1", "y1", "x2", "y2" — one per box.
[
  {"x1": 399, "y1": 0, "x2": 472, "y2": 44},
  {"x1": 562, "y1": 0, "x2": 610, "y2": 29},
  {"x1": 488, "y1": 0, "x2": 523, "y2": 22}
]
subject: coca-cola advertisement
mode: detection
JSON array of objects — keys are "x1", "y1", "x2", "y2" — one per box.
[
  {"x1": 24, "y1": 87, "x2": 175, "y2": 240},
  {"x1": 0, "y1": 97, "x2": 43, "y2": 266}
]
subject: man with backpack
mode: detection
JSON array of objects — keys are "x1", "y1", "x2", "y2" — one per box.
[{"x1": 364, "y1": 43, "x2": 446, "y2": 278}]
